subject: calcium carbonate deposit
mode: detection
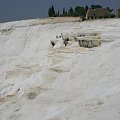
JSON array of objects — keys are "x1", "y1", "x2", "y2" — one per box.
[{"x1": 0, "y1": 18, "x2": 120, "y2": 120}]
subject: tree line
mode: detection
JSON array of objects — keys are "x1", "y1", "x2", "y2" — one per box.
[
  {"x1": 48, "y1": 5, "x2": 113, "y2": 18},
  {"x1": 48, "y1": 5, "x2": 88, "y2": 17}
]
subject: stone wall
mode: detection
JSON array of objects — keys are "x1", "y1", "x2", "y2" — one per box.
[
  {"x1": 116, "y1": 9, "x2": 120, "y2": 18},
  {"x1": 86, "y1": 8, "x2": 110, "y2": 19},
  {"x1": 78, "y1": 39, "x2": 101, "y2": 48}
]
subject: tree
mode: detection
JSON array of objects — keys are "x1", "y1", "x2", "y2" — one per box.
[
  {"x1": 91, "y1": 5, "x2": 102, "y2": 9},
  {"x1": 106, "y1": 7, "x2": 113, "y2": 12},
  {"x1": 75, "y1": 6, "x2": 80, "y2": 12},
  {"x1": 74, "y1": 6, "x2": 81, "y2": 16},
  {"x1": 74, "y1": 6, "x2": 86, "y2": 17},
  {"x1": 63, "y1": 8, "x2": 65, "y2": 16},
  {"x1": 48, "y1": 5, "x2": 56, "y2": 17},
  {"x1": 85, "y1": 5, "x2": 89, "y2": 13},
  {"x1": 68, "y1": 7, "x2": 74, "y2": 16},
  {"x1": 57, "y1": 10, "x2": 60, "y2": 17},
  {"x1": 65, "y1": 10, "x2": 68, "y2": 16},
  {"x1": 62, "y1": 8, "x2": 68, "y2": 16}
]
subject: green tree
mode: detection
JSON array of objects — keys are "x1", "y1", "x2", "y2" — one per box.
[
  {"x1": 48, "y1": 5, "x2": 56, "y2": 17},
  {"x1": 74, "y1": 6, "x2": 86, "y2": 17},
  {"x1": 62, "y1": 8, "x2": 68, "y2": 16},
  {"x1": 63, "y1": 8, "x2": 65, "y2": 16},
  {"x1": 65, "y1": 10, "x2": 68, "y2": 16},
  {"x1": 91, "y1": 5, "x2": 102, "y2": 9},
  {"x1": 68, "y1": 7, "x2": 74, "y2": 16},
  {"x1": 57, "y1": 10, "x2": 60, "y2": 17},
  {"x1": 85, "y1": 5, "x2": 89, "y2": 13},
  {"x1": 106, "y1": 7, "x2": 113, "y2": 12}
]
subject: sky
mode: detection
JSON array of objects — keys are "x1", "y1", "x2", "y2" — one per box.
[{"x1": 0, "y1": 0, "x2": 120, "y2": 22}]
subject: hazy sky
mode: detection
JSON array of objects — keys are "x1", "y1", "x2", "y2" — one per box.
[{"x1": 0, "y1": 0, "x2": 120, "y2": 22}]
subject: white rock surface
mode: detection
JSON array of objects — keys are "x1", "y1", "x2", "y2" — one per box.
[{"x1": 0, "y1": 18, "x2": 120, "y2": 120}]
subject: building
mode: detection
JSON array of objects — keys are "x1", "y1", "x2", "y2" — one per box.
[
  {"x1": 116, "y1": 8, "x2": 120, "y2": 18},
  {"x1": 86, "y1": 8, "x2": 110, "y2": 20}
]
